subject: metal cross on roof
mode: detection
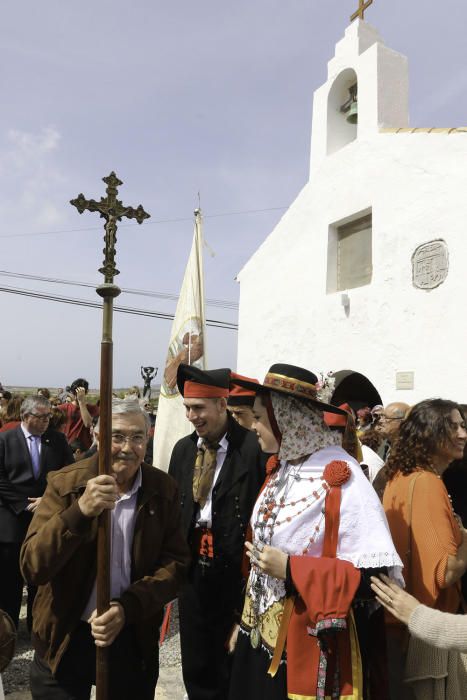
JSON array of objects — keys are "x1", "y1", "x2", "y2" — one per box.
[
  {"x1": 351, "y1": 0, "x2": 373, "y2": 22},
  {"x1": 70, "y1": 171, "x2": 150, "y2": 283}
]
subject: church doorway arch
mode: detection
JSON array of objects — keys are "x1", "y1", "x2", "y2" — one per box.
[{"x1": 331, "y1": 369, "x2": 382, "y2": 410}]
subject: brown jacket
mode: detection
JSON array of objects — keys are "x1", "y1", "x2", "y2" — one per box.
[{"x1": 20, "y1": 455, "x2": 190, "y2": 674}]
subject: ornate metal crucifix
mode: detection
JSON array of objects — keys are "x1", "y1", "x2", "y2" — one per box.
[
  {"x1": 70, "y1": 172, "x2": 150, "y2": 700},
  {"x1": 71, "y1": 171, "x2": 150, "y2": 284},
  {"x1": 350, "y1": 0, "x2": 373, "y2": 22}
]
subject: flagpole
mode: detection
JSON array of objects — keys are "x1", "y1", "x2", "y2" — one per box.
[
  {"x1": 194, "y1": 207, "x2": 207, "y2": 367},
  {"x1": 153, "y1": 207, "x2": 207, "y2": 471}
]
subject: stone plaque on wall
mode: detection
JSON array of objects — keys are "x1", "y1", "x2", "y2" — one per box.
[
  {"x1": 396, "y1": 371, "x2": 414, "y2": 390},
  {"x1": 412, "y1": 240, "x2": 448, "y2": 290}
]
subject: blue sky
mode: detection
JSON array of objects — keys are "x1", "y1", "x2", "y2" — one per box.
[{"x1": 1, "y1": 0, "x2": 466, "y2": 388}]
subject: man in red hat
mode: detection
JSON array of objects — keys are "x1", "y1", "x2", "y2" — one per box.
[
  {"x1": 168, "y1": 365, "x2": 265, "y2": 700},
  {"x1": 226, "y1": 373, "x2": 259, "y2": 431}
]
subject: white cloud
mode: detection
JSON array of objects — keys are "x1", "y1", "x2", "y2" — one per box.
[
  {"x1": 8, "y1": 125, "x2": 60, "y2": 153},
  {"x1": 6, "y1": 126, "x2": 61, "y2": 170},
  {"x1": 0, "y1": 125, "x2": 68, "y2": 230}
]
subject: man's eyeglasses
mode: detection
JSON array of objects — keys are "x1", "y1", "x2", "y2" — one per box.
[
  {"x1": 29, "y1": 412, "x2": 52, "y2": 420},
  {"x1": 111, "y1": 433, "x2": 146, "y2": 447}
]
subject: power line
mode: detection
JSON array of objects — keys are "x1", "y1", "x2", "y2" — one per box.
[
  {"x1": 0, "y1": 285, "x2": 238, "y2": 331},
  {"x1": 0, "y1": 270, "x2": 239, "y2": 310},
  {"x1": 0, "y1": 206, "x2": 287, "y2": 239}
]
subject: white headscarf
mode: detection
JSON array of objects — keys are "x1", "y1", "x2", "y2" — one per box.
[{"x1": 271, "y1": 393, "x2": 341, "y2": 461}]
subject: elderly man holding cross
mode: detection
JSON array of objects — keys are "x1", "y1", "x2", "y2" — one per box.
[{"x1": 21, "y1": 398, "x2": 190, "y2": 700}]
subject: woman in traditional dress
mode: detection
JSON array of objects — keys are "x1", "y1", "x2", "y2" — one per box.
[
  {"x1": 383, "y1": 399, "x2": 467, "y2": 700},
  {"x1": 228, "y1": 364, "x2": 402, "y2": 700}
]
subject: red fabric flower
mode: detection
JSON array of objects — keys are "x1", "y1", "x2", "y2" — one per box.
[{"x1": 323, "y1": 460, "x2": 351, "y2": 488}]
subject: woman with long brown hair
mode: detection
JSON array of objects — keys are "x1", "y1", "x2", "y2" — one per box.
[{"x1": 383, "y1": 398, "x2": 467, "y2": 700}]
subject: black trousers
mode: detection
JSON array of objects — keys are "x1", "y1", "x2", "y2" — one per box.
[
  {"x1": 30, "y1": 621, "x2": 158, "y2": 700},
  {"x1": 179, "y1": 560, "x2": 239, "y2": 700},
  {"x1": 0, "y1": 540, "x2": 38, "y2": 631},
  {"x1": 0, "y1": 541, "x2": 24, "y2": 627}
]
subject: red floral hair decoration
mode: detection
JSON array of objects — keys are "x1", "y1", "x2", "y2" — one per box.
[{"x1": 323, "y1": 460, "x2": 351, "y2": 488}]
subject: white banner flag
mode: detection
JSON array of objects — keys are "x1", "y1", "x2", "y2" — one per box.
[{"x1": 153, "y1": 210, "x2": 206, "y2": 471}]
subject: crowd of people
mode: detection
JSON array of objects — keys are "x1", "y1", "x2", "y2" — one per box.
[{"x1": 0, "y1": 366, "x2": 466, "y2": 700}]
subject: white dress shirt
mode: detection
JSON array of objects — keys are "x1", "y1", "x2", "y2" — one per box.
[
  {"x1": 195, "y1": 434, "x2": 228, "y2": 529},
  {"x1": 361, "y1": 444, "x2": 385, "y2": 483}
]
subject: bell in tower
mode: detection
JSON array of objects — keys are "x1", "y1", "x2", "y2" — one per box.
[{"x1": 340, "y1": 84, "x2": 358, "y2": 124}]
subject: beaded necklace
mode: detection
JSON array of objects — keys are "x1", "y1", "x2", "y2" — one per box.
[
  {"x1": 254, "y1": 459, "x2": 329, "y2": 548},
  {"x1": 248, "y1": 459, "x2": 329, "y2": 649}
]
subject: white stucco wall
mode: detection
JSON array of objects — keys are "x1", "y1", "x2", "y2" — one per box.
[{"x1": 236, "y1": 21, "x2": 467, "y2": 404}]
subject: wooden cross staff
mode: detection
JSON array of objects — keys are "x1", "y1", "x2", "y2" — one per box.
[
  {"x1": 350, "y1": 0, "x2": 373, "y2": 22},
  {"x1": 70, "y1": 172, "x2": 150, "y2": 700}
]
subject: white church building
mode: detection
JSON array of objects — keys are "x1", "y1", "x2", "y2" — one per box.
[{"x1": 236, "y1": 19, "x2": 467, "y2": 406}]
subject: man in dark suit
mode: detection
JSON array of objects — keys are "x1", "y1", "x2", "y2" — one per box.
[
  {"x1": 0, "y1": 395, "x2": 74, "y2": 627},
  {"x1": 168, "y1": 365, "x2": 265, "y2": 700}
]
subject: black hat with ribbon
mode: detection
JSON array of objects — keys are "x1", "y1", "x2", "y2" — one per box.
[
  {"x1": 228, "y1": 372, "x2": 259, "y2": 407},
  {"x1": 233, "y1": 363, "x2": 348, "y2": 416},
  {"x1": 177, "y1": 364, "x2": 231, "y2": 399}
]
